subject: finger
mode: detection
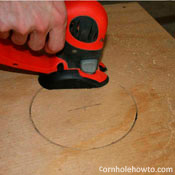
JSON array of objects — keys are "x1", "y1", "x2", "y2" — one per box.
[
  {"x1": 11, "y1": 31, "x2": 28, "y2": 45},
  {"x1": 0, "y1": 31, "x2": 10, "y2": 39},
  {"x1": 45, "y1": 27, "x2": 65, "y2": 54},
  {"x1": 28, "y1": 31, "x2": 47, "y2": 51}
]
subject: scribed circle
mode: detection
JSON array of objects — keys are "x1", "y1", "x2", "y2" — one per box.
[{"x1": 29, "y1": 85, "x2": 138, "y2": 150}]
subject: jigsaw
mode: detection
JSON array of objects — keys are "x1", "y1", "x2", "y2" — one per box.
[{"x1": 0, "y1": 1, "x2": 109, "y2": 89}]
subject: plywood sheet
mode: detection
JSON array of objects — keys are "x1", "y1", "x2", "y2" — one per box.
[{"x1": 0, "y1": 3, "x2": 175, "y2": 175}]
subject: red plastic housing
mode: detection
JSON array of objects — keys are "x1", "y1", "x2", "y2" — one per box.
[
  {"x1": 0, "y1": 1, "x2": 108, "y2": 83},
  {"x1": 65, "y1": 1, "x2": 108, "y2": 51}
]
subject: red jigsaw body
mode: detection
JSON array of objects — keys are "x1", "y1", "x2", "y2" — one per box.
[{"x1": 0, "y1": 1, "x2": 109, "y2": 89}]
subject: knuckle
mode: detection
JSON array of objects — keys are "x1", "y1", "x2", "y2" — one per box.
[
  {"x1": 55, "y1": 11, "x2": 67, "y2": 27},
  {"x1": 16, "y1": 27, "x2": 28, "y2": 35},
  {"x1": 61, "y1": 12, "x2": 67, "y2": 26},
  {"x1": 19, "y1": 29, "x2": 28, "y2": 35},
  {"x1": 36, "y1": 21, "x2": 49, "y2": 33},
  {"x1": 16, "y1": 21, "x2": 31, "y2": 35},
  {"x1": 60, "y1": 14, "x2": 67, "y2": 27}
]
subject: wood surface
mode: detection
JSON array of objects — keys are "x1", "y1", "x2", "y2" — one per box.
[{"x1": 0, "y1": 3, "x2": 175, "y2": 175}]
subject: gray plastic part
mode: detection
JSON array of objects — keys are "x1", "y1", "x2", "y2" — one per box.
[{"x1": 80, "y1": 59, "x2": 98, "y2": 74}]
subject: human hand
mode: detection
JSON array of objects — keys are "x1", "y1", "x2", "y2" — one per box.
[{"x1": 0, "y1": 1, "x2": 67, "y2": 54}]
